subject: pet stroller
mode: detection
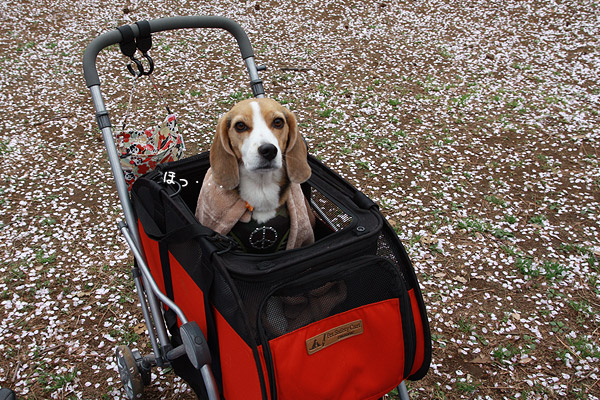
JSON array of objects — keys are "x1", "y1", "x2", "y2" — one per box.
[{"x1": 83, "y1": 16, "x2": 431, "y2": 400}]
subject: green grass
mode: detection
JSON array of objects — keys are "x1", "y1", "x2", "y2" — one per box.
[
  {"x1": 456, "y1": 316, "x2": 473, "y2": 333},
  {"x1": 354, "y1": 160, "x2": 369, "y2": 170},
  {"x1": 515, "y1": 256, "x2": 567, "y2": 281},
  {"x1": 317, "y1": 107, "x2": 334, "y2": 118},
  {"x1": 541, "y1": 261, "x2": 566, "y2": 280},
  {"x1": 374, "y1": 138, "x2": 398, "y2": 150},
  {"x1": 437, "y1": 46, "x2": 453, "y2": 58},
  {"x1": 37, "y1": 367, "x2": 78, "y2": 392},
  {"x1": 456, "y1": 380, "x2": 480, "y2": 393},
  {"x1": 457, "y1": 216, "x2": 514, "y2": 239},
  {"x1": 493, "y1": 228, "x2": 515, "y2": 239},
  {"x1": 568, "y1": 299, "x2": 593, "y2": 316},
  {"x1": 566, "y1": 335, "x2": 600, "y2": 359},
  {"x1": 559, "y1": 243, "x2": 590, "y2": 255},
  {"x1": 485, "y1": 195, "x2": 507, "y2": 208},
  {"x1": 41, "y1": 217, "x2": 56, "y2": 226},
  {"x1": 35, "y1": 250, "x2": 56, "y2": 265},
  {"x1": 515, "y1": 256, "x2": 539, "y2": 278},
  {"x1": 528, "y1": 214, "x2": 547, "y2": 225},
  {"x1": 10, "y1": 266, "x2": 25, "y2": 281},
  {"x1": 0, "y1": 140, "x2": 13, "y2": 154},
  {"x1": 219, "y1": 90, "x2": 252, "y2": 104},
  {"x1": 492, "y1": 343, "x2": 520, "y2": 363},
  {"x1": 407, "y1": 234, "x2": 422, "y2": 250},
  {"x1": 500, "y1": 244, "x2": 517, "y2": 256},
  {"x1": 492, "y1": 336, "x2": 536, "y2": 365},
  {"x1": 457, "y1": 216, "x2": 488, "y2": 233},
  {"x1": 16, "y1": 41, "x2": 36, "y2": 52}
]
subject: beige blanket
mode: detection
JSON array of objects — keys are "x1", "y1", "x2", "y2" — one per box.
[{"x1": 195, "y1": 168, "x2": 315, "y2": 250}]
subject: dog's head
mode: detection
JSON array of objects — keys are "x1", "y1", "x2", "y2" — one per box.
[{"x1": 210, "y1": 98, "x2": 311, "y2": 190}]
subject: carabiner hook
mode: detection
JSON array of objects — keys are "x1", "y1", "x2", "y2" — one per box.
[
  {"x1": 140, "y1": 54, "x2": 154, "y2": 76},
  {"x1": 126, "y1": 57, "x2": 145, "y2": 77}
]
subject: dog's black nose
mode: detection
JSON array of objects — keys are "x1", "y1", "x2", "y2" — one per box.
[{"x1": 258, "y1": 144, "x2": 278, "y2": 161}]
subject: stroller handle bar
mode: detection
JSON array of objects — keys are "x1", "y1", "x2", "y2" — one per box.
[
  {"x1": 82, "y1": 17, "x2": 263, "y2": 397},
  {"x1": 83, "y1": 15, "x2": 262, "y2": 92}
]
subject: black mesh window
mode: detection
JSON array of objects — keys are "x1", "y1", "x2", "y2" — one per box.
[
  {"x1": 309, "y1": 187, "x2": 353, "y2": 232},
  {"x1": 259, "y1": 257, "x2": 406, "y2": 341}
]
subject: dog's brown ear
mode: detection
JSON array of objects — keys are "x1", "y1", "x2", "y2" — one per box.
[
  {"x1": 284, "y1": 110, "x2": 311, "y2": 183},
  {"x1": 210, "y1": 117, "x2": 239, "y2": 190}
]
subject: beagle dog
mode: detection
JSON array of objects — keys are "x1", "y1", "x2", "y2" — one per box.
[{"x1": 196, "y1": 98, "x2": 315, "y2": 253}]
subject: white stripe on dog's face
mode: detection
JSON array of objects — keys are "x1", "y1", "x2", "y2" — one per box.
[{"x1": 240, "y1": 101, "x2": 283, "y2": 172}]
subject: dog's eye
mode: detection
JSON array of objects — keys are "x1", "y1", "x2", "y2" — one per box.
[
  {"x1": 234, "y1": 121, "x2": 248, "y2": 132},
  {"x1": 272, "y1": 118, "x2": 285, "y2": 129}
]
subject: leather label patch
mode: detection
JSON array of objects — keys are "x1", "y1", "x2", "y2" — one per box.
[{"x1": 306, "y1": 320, "x2": 363, "y2": 355}]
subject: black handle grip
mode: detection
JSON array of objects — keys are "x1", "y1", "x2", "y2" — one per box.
[{"x1": 83, "y1": 16, "x2": 255, "y2": 88}]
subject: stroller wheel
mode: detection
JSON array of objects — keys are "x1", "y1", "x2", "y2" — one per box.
[
  {"x1": 116, "y1": 345, "x2": 145, "y2": 399},
  {"x1": 0, "y1": 388, "x2": 17, "y2": 400},
  {"x1": 131, "y1": 348, "x2": 152, "y2": 386}
]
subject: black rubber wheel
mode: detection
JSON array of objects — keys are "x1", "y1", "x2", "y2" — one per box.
[
  {"x1": 116, "y1": 345, "x2": 145, "y2": 399},
  {"x1": 0, "y1": 388, "x2": 16, "y2": 400},
  {"x1": 131, "y1": 349, "x2": 152, "y2": 386}
]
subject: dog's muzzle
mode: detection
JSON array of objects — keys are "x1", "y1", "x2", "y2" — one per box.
[{"x1": 258, "y1": 143, "x2": 278, "y2": 161}]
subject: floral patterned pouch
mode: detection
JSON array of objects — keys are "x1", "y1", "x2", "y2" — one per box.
[{"x1": 116, "y1": 77, "x2": 185, "y2": 190}]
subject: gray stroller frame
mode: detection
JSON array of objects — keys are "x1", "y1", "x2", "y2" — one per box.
[{"x1": 82, "y1": 16, "x2": 411, "y2": 400}]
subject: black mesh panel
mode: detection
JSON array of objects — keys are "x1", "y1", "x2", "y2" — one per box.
[
  {"x1": 259, "y1": 257, "x2": 405, "y2": 341},
  {"x1": 376, "y1": 227, "x2": 415, "y2": 291},
  {"x1": 309, "y1": 187, "x2": 353, "y2": 232}
]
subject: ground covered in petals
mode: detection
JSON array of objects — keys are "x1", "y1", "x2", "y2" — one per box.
[{"x1": 0, "y1": 0, "x2": 598, "y2": 399}]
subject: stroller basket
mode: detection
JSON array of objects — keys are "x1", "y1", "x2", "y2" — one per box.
[
  {"x1": 82, "y1": 15, "x2": 431, "y2": 400},
  {"x1": 131, "y1": 153, "x2": 431, "y2": 399}
]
